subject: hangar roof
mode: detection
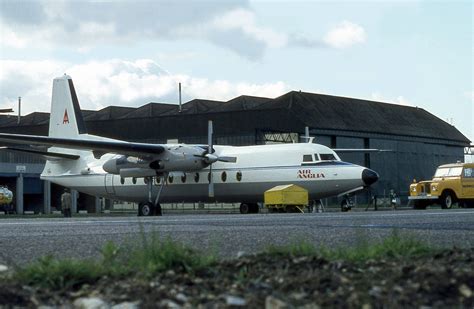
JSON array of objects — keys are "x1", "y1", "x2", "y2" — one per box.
[{"x1": 0, "y1": 90, "x2": 469, "y2": 144}]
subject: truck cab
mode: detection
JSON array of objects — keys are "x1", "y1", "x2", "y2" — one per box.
[{"x1": 409, "y1": 162, "x2": 474, "y2": 209}]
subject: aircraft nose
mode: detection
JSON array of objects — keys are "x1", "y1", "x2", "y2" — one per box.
[{"x1": 362, "y1": 168, "x2": 379, "y2": 186}]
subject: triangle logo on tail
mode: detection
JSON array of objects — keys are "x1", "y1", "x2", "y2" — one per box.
[{"x1": 63, "y1": 109, "x2": 69, "y2": 124}]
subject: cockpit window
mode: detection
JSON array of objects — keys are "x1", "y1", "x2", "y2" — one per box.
[
  {"x1": 314, "y1": 153, "x2": 320, "y2": 161},
  {"x1": 320, "y1": 153, "x2": 336, "y2": 161},
  {"x1": 303, "y1": 154, "x2": 313, "y2": 162}
]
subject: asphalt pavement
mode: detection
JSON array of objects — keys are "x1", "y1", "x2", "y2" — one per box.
[{"x1": 1, "y1": 209, "x2": 473, "y2": 266}]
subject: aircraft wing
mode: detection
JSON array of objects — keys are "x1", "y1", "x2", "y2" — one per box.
[
  {"x1": 333, "y1": 149, "x2": 392, "y2": 153},
  {"x1": 0, "y1": 133, "x2": 165, "y2": 158}
]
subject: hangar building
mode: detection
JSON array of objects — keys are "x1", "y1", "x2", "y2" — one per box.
[{"x1": 0, "y1": 90, "x2": 470, "y2": 213}]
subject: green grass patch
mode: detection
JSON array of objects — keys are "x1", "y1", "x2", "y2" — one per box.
[
  {"x1": 266, "y1": 230, "x2": 436, "y2": 262},
  {"x1": 14, "y1": 233, "x2": 216, "y2": 290}
]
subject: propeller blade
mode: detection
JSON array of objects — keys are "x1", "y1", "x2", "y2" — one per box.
[
  {"x1": 208, "y1": 165, "x2": 214, "y2": 197},
  {"x1": 208, "y1": 120, "x2": 213, "y2": 154},
  {"x1": 217, "y1": 156, "x2": 237, "y2": 163}
]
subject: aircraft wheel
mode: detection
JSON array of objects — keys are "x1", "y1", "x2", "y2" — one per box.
[
  {"x1": 139, "y1": 202, "x2": 154, "y2": 216},
  {"x1": 240, "y1": 203, "x2": 250, "y2": 214},
  {"x1": 249, "y1": 203, "x2": 259, "y2": 214},
  {"x1": 155, "y1": 203, "x2": 162, "y2": 216},
  {"x1": 341, "y1": 199, "x2": 350, "y2": 212},
  {"x1": 440, "y1": 192, "x2": 454, "y2": 209}
]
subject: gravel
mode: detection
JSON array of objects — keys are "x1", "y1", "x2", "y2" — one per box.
[{"x1": 1, "y1": 248, "x2": 473, "y2": 308}]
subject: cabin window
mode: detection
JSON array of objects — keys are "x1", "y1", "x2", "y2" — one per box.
[
  {"x1": 320, "y1": 153, "x2": 336, "y2": 161},
  {"x1": 154, "y1": 177, "x2": 161, "y2": 186},
  {"x1": 181, "y1": 173, "x2": 186, "y2": 183},
  {"x1": 120, "y1": 177, "x2": 125, "y2": 185},
  {"x1": 221, "y1": 171, "x2": 227, "y2": 182},
  {"x1": 144, "y1": 178, "x2": 149, "y2": 184},
  {"x1": 236, "y1": 171, "x2": 242, "y2": 182},
  {"x1": 314, "y1": 154, "x2": 320, "y2": 161},
  {"x1": 464, "y1": 168, "x2": 473, "y2": 178},
  {"x1": 132, "y1": 177, "x2": 137, "y2": 185},
  {"x1": 194, "y1": 173, "x2": 200, "y2": 183},
  {"x1": 208, "y1": 172, "x2": 211, "y2": 182},
  {"x1": 303, "y1": 154, "x2": 313, "y2": 162},
  {"x1": 168, "y1": 175, "x2": 174, "y2": 183}
]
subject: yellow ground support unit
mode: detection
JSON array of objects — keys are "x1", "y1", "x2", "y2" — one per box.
[{"x1": 264, "y1": 184, "x2": 309, "y2": 213}]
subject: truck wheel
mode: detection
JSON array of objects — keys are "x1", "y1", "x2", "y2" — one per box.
[
  {"x1": 240, "y1": 203, "x2": 250, "y2": 214},
  {"x1": 440, "y1": 192, "x2": 454, "y2": 209},
  {"x1": 139, "y1": 202, "x2": 154, "y2": 216},
  {"x1": 413, "y1": 201, "x2": 427, "y2": 210}
]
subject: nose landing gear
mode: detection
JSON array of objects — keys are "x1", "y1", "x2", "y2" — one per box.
[{"x1": 138, "y1": 174, "x2": 166, "y2": 217}]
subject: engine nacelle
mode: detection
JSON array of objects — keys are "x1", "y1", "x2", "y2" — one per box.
[
  {"x1": 102, "y1": 146, "x2": 207, "y2": 176},
  {"x1": 119, "y1": 168, "x2": 157, "y2": 178}
]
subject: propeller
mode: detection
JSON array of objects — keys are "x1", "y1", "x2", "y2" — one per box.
[{"x1": 195, "y1": 120, "x2": 237, "y2": 197}]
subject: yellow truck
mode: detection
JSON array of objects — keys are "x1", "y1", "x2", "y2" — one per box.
[
  {"x1": 409, "y1": 162, "x2": 474, "y2": 209},
  {"x1": 264, "y1": 184, "x2": 308, "y2": 213}
]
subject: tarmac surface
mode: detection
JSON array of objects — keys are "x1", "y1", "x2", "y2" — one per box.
[{"x1": 1, "y1": 208, "x2": 474, "y2": 266}]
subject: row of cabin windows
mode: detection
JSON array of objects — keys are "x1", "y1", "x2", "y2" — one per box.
[
  {"x1": 119, "y1": 171, "x2": 243, "y2": 185},
  {"x1": 302, "y1": 153, "x2": 337, "y2": 162}
]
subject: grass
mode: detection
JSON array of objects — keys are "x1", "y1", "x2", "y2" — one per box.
[
  {"x1": 14, "y1": 233, "x2": 216, "y2": 290},
  {"x1": 266, "y1": 230, "x2": 435, "y2": 262},
  {"x1": 13, "y1": 230, "x2": 436, "y2": 290}
]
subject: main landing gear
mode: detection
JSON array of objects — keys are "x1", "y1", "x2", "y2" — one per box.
[
  {"x1": 239, "y1": 203, "x2": 259, "y2": 214},
  {"x1": 138, "y1": 175, "x2": 166, "y2": 217}
]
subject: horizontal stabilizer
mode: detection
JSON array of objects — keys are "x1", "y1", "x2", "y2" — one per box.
[
  {"x1": 0, "y1": 146, "x2": 80, "y2": 160},
  {"x1": 0, "y1": 133, "x2": 166, "y2": 158}
]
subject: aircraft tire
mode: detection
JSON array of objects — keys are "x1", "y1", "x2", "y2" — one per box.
[
  {"x1": 240, "y1": 203, "x2": 250, "y2": 214},
  {"x1": 155, "y1": 203, "x2": 162, "y2": 216},
  {"x1": 341, "y1": 199, "x2": 350, "y2": 212},
  {"x1": 139, "y1": 202, "x2": 154, "y2": 216},
  {"x1": 249, "y1": 203, "x2": 259, "y2": 213}
]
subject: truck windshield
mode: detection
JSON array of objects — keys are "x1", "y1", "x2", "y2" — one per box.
[{"x1": 434, "y1": 167, "x2": 462, "y2": 177}]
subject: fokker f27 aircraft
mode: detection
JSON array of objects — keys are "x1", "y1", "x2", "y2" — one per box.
[{"x1": 0, "y1": 75, "x2": 379, "y2": 216}]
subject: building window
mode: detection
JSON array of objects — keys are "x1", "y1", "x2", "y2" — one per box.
[
  {"x1": 181, "y1": 173, "x2": 187, "y2": 183},
  {"x1": 221, "y1": 171, "x2": 227, "y2": 182},
  {"x1": 194, "y1": 173, "x2": 200, "y2": 183},
  {"x1": 236, "y1": 171, "x2": 242, "y2": 182},
  {"x1": 303, "y1": 154, "x2": 313, "y2": 162}
]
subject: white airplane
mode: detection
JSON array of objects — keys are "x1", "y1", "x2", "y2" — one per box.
[{"x1": 0, "y1": 75, "x2": 379, "y2": 216}]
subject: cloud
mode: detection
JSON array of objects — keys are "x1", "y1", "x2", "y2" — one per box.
[
  {"x1": 323, "y1": 21, "x2": 367, "y2": 49},
  {"x1": 0, "y1": 59, "x2": 291, "y2": 114},
  {"x1": 0, "y1": 1, "x2": 366, "y2": 59}
]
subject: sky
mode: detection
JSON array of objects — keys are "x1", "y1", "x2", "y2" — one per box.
[{"x1": 0, "y1": 0, "x2": 472, "y2": 143}]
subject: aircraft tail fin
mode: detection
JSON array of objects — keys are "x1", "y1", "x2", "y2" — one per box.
[{"x1": 48, "y1": 75, "x2": 87, "y2": 138}]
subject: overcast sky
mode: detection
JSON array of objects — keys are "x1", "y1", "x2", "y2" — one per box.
[{"x1": 0, "y1": 0, "x2": 472, "y2": 142}]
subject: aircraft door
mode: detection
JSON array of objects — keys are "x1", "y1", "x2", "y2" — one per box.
[
  {"x1": 105, "y1": 174, "x2": 116, "y2": 195},
  {"x1": 462, "y1": 167, "x2": 474, "y2": 197}
]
